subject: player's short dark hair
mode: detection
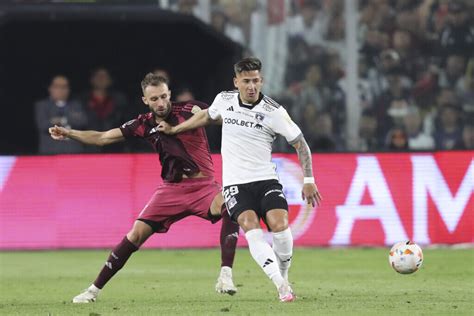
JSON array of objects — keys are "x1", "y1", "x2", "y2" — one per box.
[
  {"x1": 141, "y1": 73, "x2": 168, "y2": 93},
  {"x1": 234, "y1": 57, "x2": 262, "y2": 75}
]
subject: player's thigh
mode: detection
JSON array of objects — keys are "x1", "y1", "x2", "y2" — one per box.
[
  {"x1": 209, "y1": 191, "x2": 224, "y2": 217},
  {"x1": 259, "y1": 180, "x2": 289, "y2": 232},
  {"x1": 223, "y1": 183, "x2": 258, "y2": 223}
]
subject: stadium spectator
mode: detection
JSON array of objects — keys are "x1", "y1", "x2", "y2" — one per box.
[
  {"x1": 174, "y1": 86, "x2": 195, "y2": 102},
  {"x1": 357, "y1": 108, "x2": 381, "y2": 152},
  {"x1": 35, "y1": 75, "x2": 88, "y2": 154},
  {"x1": 288, "y1": 63, "x2": 328, "y2": 123},
  {"x1": 374, "y1": 66, "x2": 412, "y2": 136},
  {"x1": 213, "y1": 1, "x2": 246, "y2": 46},
  {"x1": 287, "y1": 0, "x2": 330, "y2": 47},
  {"x1": 339, "y1": 55, "x2": 374, "y2": 110},
  {"x1": 158, "y1": 57, "x2": 322, "y2": 302},
  {"x1": 309, "y1": 111, "x2": 342, "y2": 152},
  {"x1": 49, "y1": 73, "x2": 240, "y2": 303},
  {"x1": 434, "y1": 104, "x2": 463, "y2": 150},
  {"x1": 80, "y1": 67, "x2": 129, "y2": 153},
  {"x1": 455, "y1": 123, "x2": 474, "y2": 150},
  {"x1": 403, "y1": 106, "x2": 435, "y2": 150},
  {"x1": 439, "y1": 54, "x2": 467, "y2": 90},
  {"x1": 438, "y1": 1, "x2": 474, "y2": 59},
  {"x1": 385, "y1": 126, "x2": 409, "y2": 151}
]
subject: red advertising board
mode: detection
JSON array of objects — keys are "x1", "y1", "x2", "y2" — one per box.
[{"x1": 0, "y1": 152, "x2": 472, "y2": 249}]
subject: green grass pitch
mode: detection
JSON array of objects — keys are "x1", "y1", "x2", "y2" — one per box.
[{"x1": 0, "y1": 248, "x2": 473, "y2": 315}]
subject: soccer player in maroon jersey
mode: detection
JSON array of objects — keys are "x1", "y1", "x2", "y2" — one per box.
[{"x1": 49, "y1": 73, "x2": 240, "y2": 303}]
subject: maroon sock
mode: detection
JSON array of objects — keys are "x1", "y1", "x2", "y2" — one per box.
[
  {"x1": 93, "y1": 236, "x2": 139, "y2": 289},
  {"x1": 220, "y1": 205, "x2": 239, "y2": 268}
]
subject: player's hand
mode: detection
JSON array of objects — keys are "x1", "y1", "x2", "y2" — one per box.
[
  {"x1": 48, "y1": 125, "x2": 70, "y2": 140},
  {"x1": 157, "y1": 121, "x2": 176, "y2": 135},
  {"x1": 302, "y1": 183, "x2": 322, "y2": 207}
]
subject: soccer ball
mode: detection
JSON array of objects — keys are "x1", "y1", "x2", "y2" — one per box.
[{"x1": 389, "y1": 241, "x2": 423, "y2": 274}]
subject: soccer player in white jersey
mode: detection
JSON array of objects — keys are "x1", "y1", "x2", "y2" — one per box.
[{"x1": 158, "y1": 57, "x2": 322, "y2": 302}]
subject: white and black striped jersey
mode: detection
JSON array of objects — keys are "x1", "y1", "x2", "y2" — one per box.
[{"x1": 208, "y1": 91, "x2": 302, "y2": 186}]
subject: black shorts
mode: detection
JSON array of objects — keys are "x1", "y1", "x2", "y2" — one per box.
[{"x1": 223, "y1": 179, "x2": 288, "y2": 223}]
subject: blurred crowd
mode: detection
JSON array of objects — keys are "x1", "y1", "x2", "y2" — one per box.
[{"x1": 35, "y1": 0, "x2": 473, "y2": 154}]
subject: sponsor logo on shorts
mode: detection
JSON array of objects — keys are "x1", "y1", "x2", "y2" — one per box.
[
  {"x1": 264, "y1": 189, "x2": 284, "y2": 197},
  {"x1": 227, "y1": 196, "x2": 237, "y2": 209}
]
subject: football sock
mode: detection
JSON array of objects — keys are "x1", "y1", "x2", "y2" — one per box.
[
  {"x1": 245, "y1": 229, "x2": 285, "y2": 289},
  {"x1": 220, "y1": 206, "x2": 239, "y2": 268},
  {"x1": 93, "y1": 236, "x2": 138, "y2": 289},
  {"x1": 272, "y1": 227, "x2": 293, "y2": 281}
]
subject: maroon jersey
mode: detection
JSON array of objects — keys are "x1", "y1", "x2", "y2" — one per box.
[{"x1": 120, "y1": 101, "x2": 214, "y2": 182}]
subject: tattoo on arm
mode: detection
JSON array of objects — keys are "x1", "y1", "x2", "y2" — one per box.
[{"x1": 291, "y1": 134, "x2": 313, "y2": 177}]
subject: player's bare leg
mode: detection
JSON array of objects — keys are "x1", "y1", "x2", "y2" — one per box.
[
  {"x1": 210, "y1": 193, "x2": 239, "y2": 295},
  {"x1": 265, "y1": 209, "x2": 295, "y2": 302},
  {"x1": 72, "y1": 220, "x2": 153, "y2": 303},
  {"x1": 238, "y1": 210, "x2": 293, "y2": 302}
]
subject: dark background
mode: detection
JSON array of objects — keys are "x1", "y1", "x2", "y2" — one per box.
[{"x1": 0, "y1": 4, "x2": 242, "y2": 154}]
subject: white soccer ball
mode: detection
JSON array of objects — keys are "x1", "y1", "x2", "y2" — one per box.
[{"x1": 389, "y1": 241, "x2": 423, "y2": 274}]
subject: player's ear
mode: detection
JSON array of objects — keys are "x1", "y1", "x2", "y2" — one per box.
[
  {"x1": 142, "y1": 96, "x2": 148, "y2": 105},
  {"x1": 233, "y1": 76, "x2": 238, "y2": 89}
]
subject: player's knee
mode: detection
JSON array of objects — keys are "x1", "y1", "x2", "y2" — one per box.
[
  {"x1": 265, "y1": 211, "x2": 289, "y2": 232},
  {"x1": 127, "y1": 221, "x2": 153, "y2": 246},
  {"x1": 237, "y1": 212, "x2": 260, "y2": 232},
  {"x1": 268, "y1": 222, "x2": 288, "y2": 232}
]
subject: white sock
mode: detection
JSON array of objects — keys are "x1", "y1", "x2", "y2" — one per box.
[
  {"x1": 245, "y1": 229, "x2": 285, "y2": 289},
  {"x1": 220, "y1": 266, "x2": 232, "y2": 277},
  {"x1": 88, "y1": 284, "x2": 100, "y2": 293},
  {"x1": 272, "y1": 228, "x2": 293, "y2": 282}
]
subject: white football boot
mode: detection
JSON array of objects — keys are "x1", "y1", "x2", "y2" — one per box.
[
  {"x1": 72, "y1": 284, "x2": 100, "y2": 303},
  {"x1": 278, "y1": 281, "x2": 296, "y2": 302},
  {"x1": 215, "y1": 266, "x2": 237, "y2": 295}
]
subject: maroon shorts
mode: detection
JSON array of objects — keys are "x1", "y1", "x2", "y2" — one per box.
[{"x1": 137, "y1": 177, "x2": 221, "y2": 233}]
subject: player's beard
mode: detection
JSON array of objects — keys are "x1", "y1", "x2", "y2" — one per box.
[{"x1": 152, "y1": 101, "x2": 172, "y2": 119}]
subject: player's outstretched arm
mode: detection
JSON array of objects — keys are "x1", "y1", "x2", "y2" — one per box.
[
  {"x1": 158, "y1": 109, "x2": 214, "y2": 135},
  {"x1": 291, "y1": 134, "x2": 323, "y2": 207},
  {"x1": 49, "y1": 125, "x2": 125, "y2": 146}
]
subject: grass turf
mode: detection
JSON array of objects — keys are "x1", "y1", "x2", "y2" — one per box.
[{"x1": 0, "y1": 248, "x2": 473, "y2": 315}]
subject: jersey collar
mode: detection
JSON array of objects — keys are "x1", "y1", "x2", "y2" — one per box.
[{"x1": 238, "y1": 93, "x2": 264, "y2": 110}]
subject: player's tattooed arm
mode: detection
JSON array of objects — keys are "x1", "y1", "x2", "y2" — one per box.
[
  {"x1": 290, "y1": 134, "x2": 313, "y2": 177},
  {"x1": 291, "y1": 134, "x2": 323, "y2": 206}
]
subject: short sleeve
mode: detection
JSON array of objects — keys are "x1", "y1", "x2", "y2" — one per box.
[
  {"x1": 119, "y1": 118, "x2": 143, "y2": 138},
  {"x1": 272, "y1": 107, "x2": 302, "y2": 143},
  {"x1": 208, "y1": 94, "x2": 222, "y2": 120}
]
